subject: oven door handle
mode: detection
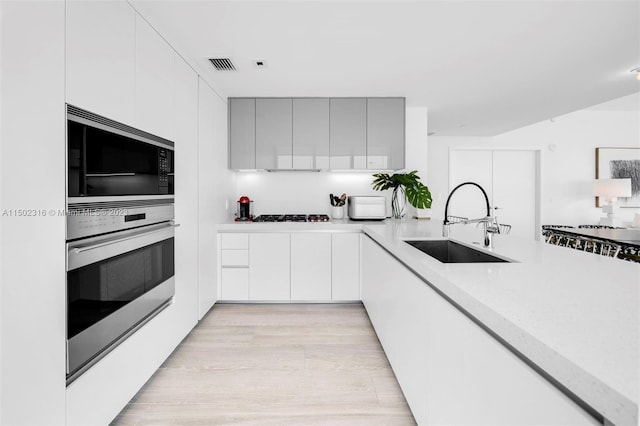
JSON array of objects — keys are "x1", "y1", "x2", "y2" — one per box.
[
  {"x1": 73, "y1": 223, "x2": 180, "y2": 254},
  {"x1": 67, "y1": 223, "x2": 179, "y2": 271}
]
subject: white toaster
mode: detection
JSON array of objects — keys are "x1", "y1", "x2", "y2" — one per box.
[{"x1": 347, "y1": 196, "x2": 386, "y2": 220}]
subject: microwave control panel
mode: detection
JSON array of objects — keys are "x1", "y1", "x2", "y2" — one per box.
[{"x1": 159, "y1": 149, "x2": 169, "y2": 187}]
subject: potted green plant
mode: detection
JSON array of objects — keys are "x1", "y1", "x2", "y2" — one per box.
[{"x1": 372, "y1": 170, "x2": 432, "y2": 219}]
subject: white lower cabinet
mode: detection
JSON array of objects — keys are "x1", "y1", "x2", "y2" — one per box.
[
  {"x1": 361, "y1": 236, "x2": 598, "y2": 426},
  {"x1": 361, "y1": 235, "x2": 429, "y2": 423},
  {"x1": 221, "y1": 232, "x2": 249, "y2": 250},
  {"x1": 332, "y1": 233, "x2": 360, "y2": 300},
  {"x1": 291, "y1": 233, "x2": 332, "y2": 300},
  {"x1": 218, "y1": 231, "x2": 360, "y2": 302},
  {"x1": 221, "y1": 268, "x2": 249, "y2": 300},
  {"x1": 249, "y1": 233, "x2": 291, "y2": 300}
]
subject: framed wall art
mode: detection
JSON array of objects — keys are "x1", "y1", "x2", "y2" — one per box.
[{"x1": 595, "y1": 147, "x2": 640, "y2": 207}]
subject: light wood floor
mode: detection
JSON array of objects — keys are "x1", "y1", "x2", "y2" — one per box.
[{"x1": 112, "y1": 303, "x2": 416, "y2": 425}]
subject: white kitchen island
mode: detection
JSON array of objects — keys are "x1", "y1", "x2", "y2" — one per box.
[{"x1": 361, "y1": 220, "x2": 638, "y2": 426}]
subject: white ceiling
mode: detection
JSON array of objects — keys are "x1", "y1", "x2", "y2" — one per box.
[{"x1": 132, "y1": 0, "x2": 640, "y2": 136}]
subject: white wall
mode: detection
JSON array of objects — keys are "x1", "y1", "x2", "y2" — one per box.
[
  {"x1": 0, "y1": 1, "x2": 67, "y2": 424},
  {"x1": 428, "y1": 93, "x2": 640, "y2": 227},
  {"x1": 235, "y1": 107, "x2": 428, "y2": 217}
]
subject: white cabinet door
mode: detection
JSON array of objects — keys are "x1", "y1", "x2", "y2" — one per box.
[
  {"x1": 291, "y1": 233, "x2": 331, "y2": 300},
  {"x1": 134, "y1": 14, "x2": 174, "y2": 139},
  {"x1": 492, "y1": 150, "x2": 538, "y2": 240},
  {"x1": 173, "y1": 55, "x2": 199, "y2": 328},
  {"x1": 361, "y1": 236, "x2": 430, "y2": 424},
  {"x1": 66, "y1": 0, "x2": 135, "y2": 125},
  {"x1": 249, "y1": 233, "x2": 290, "y2": 300},
  {"x1": 331, "y1": 233, "x2": 360, "y2": 300},
  {"x1": 221, "y1": 268, "x2": 249, "y2": 300},
  {"x1": 221, "y1": 233, "x2": 249, "y2": 250},
  {"x1": 198, "y1": 82, "x2": 219, "y2": 317},
  {"x1": 256, "y1": 98, "x2": 293, "y2": 170}
]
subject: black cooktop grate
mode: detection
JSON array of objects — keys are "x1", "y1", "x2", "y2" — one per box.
[{"x1": 253, "y1": 214, "x2": 330, "y2": 223}]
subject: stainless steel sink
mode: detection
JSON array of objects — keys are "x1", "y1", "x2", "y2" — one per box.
[{"x1": 405, "y1": 239, "x2": 510, "y2": 263}]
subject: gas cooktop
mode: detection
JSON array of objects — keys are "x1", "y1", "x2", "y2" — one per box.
[{"x1": 253, "y1": 214, "x2": 330, "y2": 223}]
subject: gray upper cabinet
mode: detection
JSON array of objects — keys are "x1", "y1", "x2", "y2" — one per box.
[
  {"x1": 329, "y1": 98, "x2": 367, "y2": 170},
  {"x1": 229, "y1": 98, "x2": 256, "y2": 169},
  {"x1": 256, "y1": 98, "x2": 293, "y2": 170},
  {"x1": 293, "y1": 98, "x2": 330, "y2": 170},
  {"x1": 228, "y1": 97, "x2": 405, "y2": 170},
  {"x1": 367, "y1": 98, "x2": 405, "y2": 170}
]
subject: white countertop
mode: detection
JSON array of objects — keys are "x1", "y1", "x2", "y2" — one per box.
[{"x1": 362, "y1": 220, "x2": 639, "y2": 426}]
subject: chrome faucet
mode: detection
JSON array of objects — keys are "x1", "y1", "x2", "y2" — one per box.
[{"x1": 442, "y1": 182, "x2": 500, "y2": 248}]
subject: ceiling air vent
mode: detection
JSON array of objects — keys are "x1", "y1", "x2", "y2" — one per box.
[{"x1": 209, "y1": 58, "x2": 236, "y2": 71}]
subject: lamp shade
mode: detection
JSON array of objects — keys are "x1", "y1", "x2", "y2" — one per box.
[{"x1": 593, "y1": 178, "x2": 632, "y2": 200}]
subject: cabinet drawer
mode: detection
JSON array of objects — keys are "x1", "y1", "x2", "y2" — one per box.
[
  {"x1": 221, "y1": 233, "x2": 249, "y2": 249},
  {"x1": 221, "y1": 268, "x2": 249, "y2": 300},
  {"x1": 221, "y1": 249, "x2": 249, "y2": 267}
]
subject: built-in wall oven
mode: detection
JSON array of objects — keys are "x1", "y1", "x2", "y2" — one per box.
[{"x1": 66, "y1": 105, "x2": 176, "y2": 383}]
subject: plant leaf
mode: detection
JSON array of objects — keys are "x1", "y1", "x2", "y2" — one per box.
[
  {"x1": 372, "y1": 173, "x2": 397, "y2": 191},
  {"x1": 405, "y1": 182, "x2": 432, "y2": 209}
]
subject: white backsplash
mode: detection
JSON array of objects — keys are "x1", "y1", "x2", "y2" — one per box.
[{"x1": 235, "y1": 171, "x2": 389, "y2": 216}]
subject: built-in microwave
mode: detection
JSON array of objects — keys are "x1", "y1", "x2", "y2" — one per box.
[{"x1": 67, "y1": 105, "x2": 174, "y2": 199}]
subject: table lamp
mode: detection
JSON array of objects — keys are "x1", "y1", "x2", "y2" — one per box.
[{"x1": 593, "y1": 178, "x2": 632, "y2": 227}]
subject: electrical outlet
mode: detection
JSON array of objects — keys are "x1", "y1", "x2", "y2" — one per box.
[{"x1": 225, "y1": 199, "x2": 229, "y2": 210}]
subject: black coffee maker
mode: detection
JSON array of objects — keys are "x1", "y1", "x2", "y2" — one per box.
[{"x1": 235, "y1": 196, "x2": 254, "y2": 222}]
